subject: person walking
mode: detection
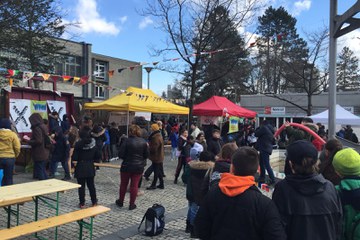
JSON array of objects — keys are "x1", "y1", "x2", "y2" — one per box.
[
  {"x1": 147, "y1": 124, "x2": 165, "y2": 190},
  {"x1": 273, "y1": 140, "x2": 342, "y2": 240},
  {"x1": 116, "y1": 125, "x2": 149, "y2": 210},
  {"x1": 255, "y1": 120, "x2": 276, "y2": 184},
  {"x1": 72, "y1": 127, "x2": 101, "y2": 208},
  {"x1": 174, "y1": 129, "x2": 189, "y2": 184},
  {"x1": 195, "y1": 147, "x2": 286, "y2": 240},
  {"x1": 25, "y1": 113, "x2": 50, "y2": 180},
  {"x1": 0, "y1": 118, "x2": 20, "y2": 186},
  {"x1": 49, "y1": 127, "x2": 71, "y2": 180}
]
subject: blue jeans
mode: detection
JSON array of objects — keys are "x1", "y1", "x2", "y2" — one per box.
[
  {"x1": 0, "y1": 158, "x2": 15, "y2": 186},
  {"x1": 171, "y1": 147, "x2": 177, "y2": 160},
  {"x1": 50, "y1": 159, "x2": 70, "y2": 178},
  {"x1": 259, "y1": 151, "x2": 275, "y2": 181},
  {"x1": 34, "y1": 160, "x2": 48, "y2": 180},
  {"x1": 187, "y1": 201, "x2": 199, "y2": 226}
]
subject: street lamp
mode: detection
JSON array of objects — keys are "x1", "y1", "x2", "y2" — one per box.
[{"x1": 144, "y1": 67, "x2": 153, "y2": 89}]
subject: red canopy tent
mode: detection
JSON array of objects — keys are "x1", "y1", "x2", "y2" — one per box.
[{"x1": 193, "y1": 96, "x2": 257, "y2": 118}]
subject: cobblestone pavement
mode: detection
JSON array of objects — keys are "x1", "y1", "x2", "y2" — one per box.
[{"x1": 1, "y1": 150, "x2": 273, "y2": 239}]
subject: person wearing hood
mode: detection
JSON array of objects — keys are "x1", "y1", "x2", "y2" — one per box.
[
  {"x1": 207, "y1": 129, "x2": 224, "y2": 157},
  {"x1": 48, "y1": 111, "x2": 60, "y2": 133},
  {"x1": 272, "y1": 140, "x2": 342, "y2": 240},
  {"x1": 0, "y1": 118, "x2": 20, "y2": 186},
  {"x1": 195, "y1": 147, "x2": 286, "y2": 240},
  {"x1": 146, "y1": 123, "x2": 165, "y2": 190},
  {"x1": 49, "y1": 126, "x2": 70, "y2": 180},
  {"x1": 332, "y1": 148, "x2": 360, "y2": 240},
  {"x1": 255, "y1": 120, "x2": 276, "y2": 184},
  {"x1": 25, "y1": 113, "x2": 50, "y2": 180},
  {"x1": 72, "y1": 126, "x2": 101, "y2": 208},
  {"x1": 61, "y1": 114, "x2": 70, "y2": 134}
]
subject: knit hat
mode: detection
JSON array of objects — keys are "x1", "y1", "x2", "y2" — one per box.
[
  {"x1": 333, "y1": 148, "x2": 360, "y2": 176},
  {"x1": 0, "y1": 118, "x2": 11, "y2": 129},
  {"x1": 286, "y1": 140, "x2": 318, "y2": 165},
  {"x1": 151, "y1": 123, "x2": 159, "y2": 132}
]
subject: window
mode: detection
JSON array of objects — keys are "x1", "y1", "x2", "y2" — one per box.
[
  {"x1": 95, "y1": 85, "x2": 106, "y2": 99},
  {"x1": 94, "y1": 61, "x2": 108, "y2": 80},
  {"x1": 54, "y1": 55, "x2": 82, "y2": 76}
]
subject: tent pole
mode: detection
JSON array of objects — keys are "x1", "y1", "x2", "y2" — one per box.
[{"x1": 127, "y1": 110, "x2": 130, "y2": 136}]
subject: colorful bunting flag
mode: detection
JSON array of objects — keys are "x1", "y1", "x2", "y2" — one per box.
[
  {"x1": 118, "y1": 68, "x2": 126, "y2": 73},
  {"x1": 22, "y1": 71, "x2": 35, "y2": 82},
  {"x1": 108, "y1": 70, "x2": 114, "y2": 77},
  {"x1": 80, "y1": 75, "x2": 89, "y2": 85},
  {"x1": 73, "y1": 77, "x2": 80, "y2": 82},
  {"x1": 129, "y1": 67, "x2": 135, "y2": 71},
  {"x1": 62, "y1": 75, "x2": 72, "y2": 81},
  {"x1": 40, "y1": 73, "x2": 51, "y2": 81}
]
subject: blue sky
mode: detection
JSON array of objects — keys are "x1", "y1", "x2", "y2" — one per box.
[{"x1": 60, "y1": 0, "x2": 360, "y2": 95}]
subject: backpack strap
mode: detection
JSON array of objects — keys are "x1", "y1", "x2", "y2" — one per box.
[{"x1": 137, "y1": 213, "x2": 147, "y2": 232}]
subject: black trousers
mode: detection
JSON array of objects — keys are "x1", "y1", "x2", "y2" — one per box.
[
  {"x1": 151, "y1": 163, "x2": 164, "y2": 187},
  {"x1": 77, "y1": 177, "x2": 97, "y2": 205},
  {"x1": 144, "y1": 163, "x2": 165, "y2": 178}
]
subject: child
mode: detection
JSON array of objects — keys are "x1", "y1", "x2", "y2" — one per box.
[{"x1": 72, "y1": 126, "x2": 101, "y2": 208}]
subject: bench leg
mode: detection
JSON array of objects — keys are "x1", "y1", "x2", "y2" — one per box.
[
  {"x1": 77, "y1": 217, "x2": 94, "y2": 240},
  {"x1": 3, "y1": 204, "x2": 21, "y2": 228}
]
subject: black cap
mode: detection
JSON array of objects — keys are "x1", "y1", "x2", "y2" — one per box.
[{"x1": 286, "y1": 140, "x2": 318, "y2": 165}]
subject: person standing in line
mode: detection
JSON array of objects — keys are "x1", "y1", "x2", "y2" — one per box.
[
  {"x1": 109, "y1": 122, "x2": 119, "y2": 161},
  {"x1": 102, "y1": 125, "x2": 110, "y2": 162},
  {"x1": 174, "y1": 129, "x2": 188, "y2": 184},
  {"x1": 196, "y1": 132, "x2": 207, "y2": 152},
  {"x1": 25, "y1": 113, "x2": 50, "y2": 180},
  {"x1": 0, "y1": 118, "x2": 20, "y2": 186},
  {"x1": 61, "y1": 114, "x2": 70, "y2": 134},
  {"x1": 147, "y1": 123, "x2": 165, "y2": 190},
  {"x1": 72, "y1": 127, "x2": 101, "y2": 208},
  {"x1": 207, "y1": 129, "x2": 224, "y2": 157},
  {"x1": 48, "y1": 111, "x2": 60, "y2": 133},
  {"x1": 169, "y1": 126, "x2": 178, "y2": 161},
  {"x1": 116, "y1": 125, "x2": 149, "y2": 210},
  {"x1": 273, "y1": 140, "x2": 342, "y2": 240},
  {"x1": 67, "y1": 125, "x2": 79, "y2": 176},
  {"x1": 255, "y1": 120, "x2": 276, "y2": 184},
  {"x1": 318, "y1": 139, "x2": 343, "y2": 185},
  {"x1": 49, "y1": 127, "x2": 71, "y2": 180}
]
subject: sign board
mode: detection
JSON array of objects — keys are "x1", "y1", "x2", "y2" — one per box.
[
  {"x1": 9, "y1": 99, "x2": 32, "y2": 133},
  {"x1": 47, "y1": 100, "x2": 67, "y2": 121},
  {"x1": 135, "y1": 111, "x2": 152, "y2": 121},
  {"x1": 228, "y1": 116, "x2": 240, "y2": 134},
  {"x1": 31, "y1": 100, "x2": 48, "y2": 119},
  {"x1": 271, "y1": 107, "x2": 286, "y2": 114},
  {"x1": 108, "y1": 112, "x2": 135, "y2": 126},
  {"x1": 344, "y1": 106, "x2": 354, "y2": 113}
]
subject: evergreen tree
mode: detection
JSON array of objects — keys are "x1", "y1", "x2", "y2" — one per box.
[{"x1": 337, "y1": 46, "x2": 360, "y2": 91}]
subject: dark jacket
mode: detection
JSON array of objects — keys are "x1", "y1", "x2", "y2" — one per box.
[
  {"x1": 195, "y1": 185, "x2": 286, "y2": 240},
  {"x1": 118, "y1": 136, "x2": 149, "y2": 173},
  {"x1": 207, "y1": 137, "x2": 224, "y2": 156},
  {"x1": 48, "y1": 114, "x2": 59, "y2": 133},
  {"x1": 51, "y1": 127, "x2": 70, "y2": 162},
  {"x1": 202, "y1": 159, "x2": 231, "y2": 197},
  {"x1": 28, "y1": 113, "x2": 50, "y2": 162},
  {"x1": 319, "y1": 150, "x2": 342, "y2": 185},
  {"x1": 61, "y1": 114, "x2": 70, "y2": 134},
  {"x1": 177, "y1": 136, "x2": 188, "y2": 157},
  {"x1": 255, "y1": 124, "x2": 275, "y2": 154},
  {"x1": 186, "y1": 161, "x2": 214, "y2": 205},
  {"x1": 273, "y1": 174, "x2": 342, "y2": 240},
  {"x1": 72, "y1": 138, "x2": 101, "y2": 178},
  {"x1": 109, "y1": 127, "x2": 119, "y2": 145},
  {"x1": 91, "y1": 126, "x2": 106, "y2": 152},
  {"x1": 148, "y1": 131, "x2": 164, "y2": 163}
]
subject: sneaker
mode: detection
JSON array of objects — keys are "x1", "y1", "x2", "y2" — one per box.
[
  {"x1": 79, "y1": 204, "x2": 85, "y2": 209},
  {"x1": 115, "y1": 199, "x2": 123, "y2": 207},
  {"x1": 174, "y1": 178, "x2": 178, "y2": 184},
  {"x1": 54, "y1": 172, "x2": 61, "y2": 176},
  {"x1": 156, "y1": 185, "x2": 164, "y2": 189},
  {"x1": 62, "y1": 176, "x2": 71, "y2": 181},
  {"x1": 129, "y1": 204, "x2": 137, "y2": 210}
]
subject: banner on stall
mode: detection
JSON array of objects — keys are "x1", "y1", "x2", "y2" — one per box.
[
  {"x1": 108, "y1": 112, "x2": 135, "y2": 126},
  {"x1": 135, "y1": 111, "x2": 152, "y2": 121},
  {"x1": 228, "y1": 116, "x2": 241, "y2": 134},
  {"x1": 31, "y1": 100, "x2": 48, "y2": 119},
  {"x1": 9, "y1": 99, "x2": 32, "y2": 133},
  {"x1": 47, "y1": 100, "x2": 67, "y2": 121},
  {"x1": 199, "y1": 116, "x2": 220, "y2": 126}
]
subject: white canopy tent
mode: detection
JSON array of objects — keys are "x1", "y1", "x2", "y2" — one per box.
[{"x1": 310, "y1": 105, "x2": 360, "y2": 126}]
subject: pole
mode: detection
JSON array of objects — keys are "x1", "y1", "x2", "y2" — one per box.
[
  {"x1": 147, "y1": 72, "x2": 150, "y2": 89},
  {"x1": 126, "y1": 111, "x2": 130, "y2": 136},
  {"x1": 329, "y1": 0, "x2": 337, "y2": 138}
]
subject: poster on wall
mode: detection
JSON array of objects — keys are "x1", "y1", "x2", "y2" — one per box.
[
  {"x1": 9, "y1": 99, "x2": 32, "y2": 133},
  {"x1": 47, "y1": 100, "x2": 67, "y2": 121},
  {"x1": 31, "y1": 100, "x2": 48, "y2": 119}
]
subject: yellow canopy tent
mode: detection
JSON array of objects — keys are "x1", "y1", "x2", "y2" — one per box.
[{"x1": 84, "y1": 86, "x2": 189, "y2": 115}]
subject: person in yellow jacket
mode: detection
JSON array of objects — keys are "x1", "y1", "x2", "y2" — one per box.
[{"x1": 0, "y1": 118, "x2": 20, "y2": 186}]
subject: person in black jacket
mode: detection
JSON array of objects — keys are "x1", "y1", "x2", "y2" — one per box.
[
  {"x1": 72, "y1": 127, "x2": 102, "y2": 208},
  {"x1": 174, "y1": 129, "x2": 189, "y2": 184},
  {"x1": 195, "y1": 147, "x2": 286, "y2": 240},
  {"x1": 207, "y1": 129, "x2": 224, "y2": 157},
  {"x1": 109, "y1": 122, "x2": 119, "y2": 160},
  {"x1": 116, "y1": 124, "x2": 149, "y2": 210},
  {"x1": 272, "y1": 140, "x2": 342, "y2": 240},
  {"x1": 49, "y1": 126, "x2": 70, "y2": 180},
  {"x1": 255, "y1": 120, "x2": 275, "y2": 184}
]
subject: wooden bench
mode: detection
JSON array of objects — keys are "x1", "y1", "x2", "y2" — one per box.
[
  {"x1": 72, "y1": 161, "x2": 121, "y2": 169},
  {"x1": 0, "y1": 205, "x2": 111, "y2": 240},
  {"x1": 2, "y1": 197, "x2": 33, "y2": 228}
]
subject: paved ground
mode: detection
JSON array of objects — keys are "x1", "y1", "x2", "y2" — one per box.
[{"x1": 1, "y1": 149, "x2": 273, "y2": 239}]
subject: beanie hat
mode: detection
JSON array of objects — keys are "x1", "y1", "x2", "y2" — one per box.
[
  {"x1": 0, "y1": 118, "x2": 11, "y2": 129},
  {"x1": 333, "y1": 148, "x2": 360, "y2": 176},
  {"x1": 151, "y1": 123, "x2": 159, "y2": 132},
  {"x1": 286, "y1": 140, "x2": 318, "y2": 165}
]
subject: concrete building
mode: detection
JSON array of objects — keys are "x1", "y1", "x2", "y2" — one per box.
[{"x1": 240, "y1": 91, "x2": 360, "y2": 128}]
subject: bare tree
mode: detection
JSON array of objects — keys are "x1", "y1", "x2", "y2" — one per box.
[{"x1": 142, "y1": 0, "x2": 262, "y2": 120}]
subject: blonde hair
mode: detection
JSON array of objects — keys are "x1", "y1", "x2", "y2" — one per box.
[{"x1": 129, "y1": 124, "x2": 141, "y2": 137}]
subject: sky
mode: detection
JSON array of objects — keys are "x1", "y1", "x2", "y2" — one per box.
[{"x1": 60, "y1": 0, "x2": 360, "y2": 96}]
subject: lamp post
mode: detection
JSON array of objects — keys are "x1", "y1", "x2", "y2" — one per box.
[{"x1": 144, "y1": 67, "x2": 153, "y2": 89}]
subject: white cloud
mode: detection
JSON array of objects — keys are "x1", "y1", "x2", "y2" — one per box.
[
  {"x1": 73, "y1": 0, "x2": 120, "y2": 35},
  {"x1": 293, "y1": 0, "x2": 311, "y2": 16},
  {"x1": 139, "y1": 17, "x2": 154, "y2": 30},
  {"x1": 120, "y1": 16, "x2": 128, "y2": 24}
]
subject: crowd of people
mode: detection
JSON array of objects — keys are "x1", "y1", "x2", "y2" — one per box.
[{"x1": 1, "y1": 113, "x2": 360, "y2": 239}]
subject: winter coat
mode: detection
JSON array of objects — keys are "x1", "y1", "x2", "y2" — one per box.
[
  {"x1": 177, "y1": 136, "x2": 188, "y2": 157},
  {"x1": 61, "y1": 114, "x2": 70, "y2": 134},
  {"x1": 51, "y1": 128, "x2": 70, "y2": 162},
  {"x1": 48, "y1": 114, "x2": 60, "y2": 133},
  {"x1": 201, "y1": 159, "x2": 231, "y2": 197},
  {"x1": 118, "y1": 136, "x2": 149, "y2": 174},
  {"x1": 169, "y1": 132, "x2": 178, "y2": 148},
  {"x1": 286, "y1": 123, "x2": 319, "y2": 145},
  {"x1": 28, "y1": 113, "x2": 50, "y2": 162},
  {"x1": 91, "y1": 127, "x2": 106, "y2": 153},
  {"x1": 0, "y1": 129, "x2": 20, "y2": 158},
  {"x1": 273, "y1": 174, "x2": 342, "y2": 240},
  {"x1": 72, "y1": 138, "x2": 101, "y2": 178},
  {"x1": 186, "y1": 161, "x2": 214, "y2": 205},
  {"x1": 197, "y1": 140, "x2": 207, "y2": 152},
  {"x1": 104, "y1": 129, "x2": 110, "y2": 145},
  {"x1": 148, "y1": 131, "x2": 164, "y2": 163},
  {"x1": 109, "y1": 127, "x2": 119, "y2": 145},
  {"x1": 195, "y1": 174, "x2": 286, "y2": 240},
  {"x1": 255, "y1": 124, "x2": 275, "y2": 154},
  {"x1": 207, "y1": 137, "x2": 224, "y2": 156},
  {"x1": 336, "y1": 177, "x2": 360, "y2": 240},
  {"x1": 319, "y1": 150, "x2": 342, "y2": 185}
]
